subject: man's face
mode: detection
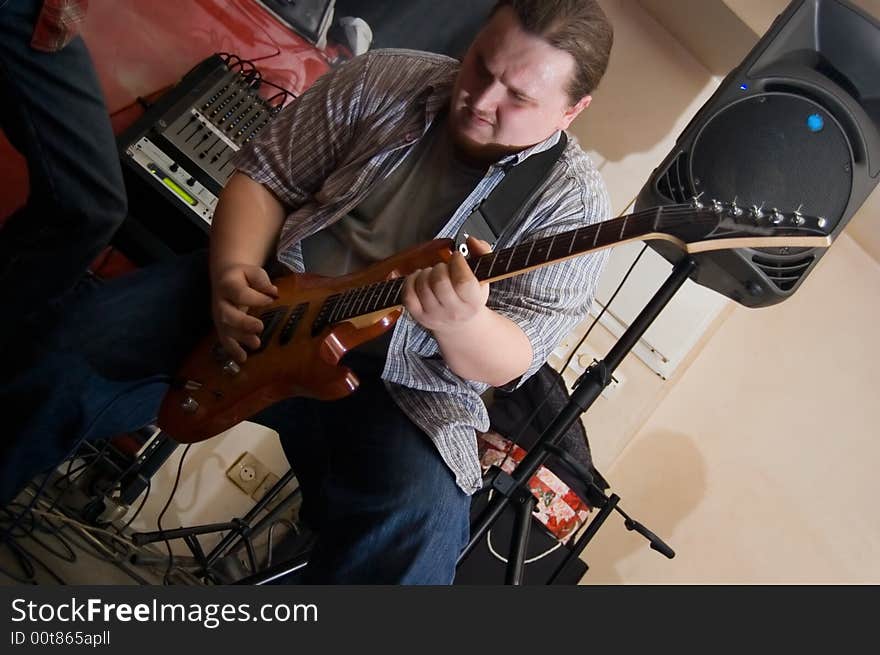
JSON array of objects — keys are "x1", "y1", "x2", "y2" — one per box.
[{"x1": 449, "y1": 6, "x2": 592, "y2": 163}]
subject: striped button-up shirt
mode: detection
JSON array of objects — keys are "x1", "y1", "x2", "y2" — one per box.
[{"x1": 233, "y1": 49, "x2": 611, "y2": 494}]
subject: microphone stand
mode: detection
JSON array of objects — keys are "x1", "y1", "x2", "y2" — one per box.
[{"x1": 458, "y1": 256, "x2": 696, "y2": 584}]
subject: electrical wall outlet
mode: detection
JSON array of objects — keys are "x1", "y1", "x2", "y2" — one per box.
[
  {"x1": 251, "y1": 472, "x2": 280, "y2": 506},
  {"x1": 226, "y1": 451, "x2": 269, "y2": 495}
]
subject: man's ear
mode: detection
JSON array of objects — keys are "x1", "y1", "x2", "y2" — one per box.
[{"x1": 559, "y1": 94, "x2": 592, "y2": 130}]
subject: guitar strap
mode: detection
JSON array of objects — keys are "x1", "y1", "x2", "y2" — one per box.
[{"x1": 455, "y1": 131, "x2": 568, "y2": 254}]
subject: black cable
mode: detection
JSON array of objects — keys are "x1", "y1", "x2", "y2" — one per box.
[
  {"x1": 157, "y1": 444, "x2": 193, "y2": 585},
  {"x1": 489, "y1": 242, "x2": 650, "y2": 480},
  {"x1": 22, "y1": 509, "x2": 76, "y2": 564},
  {"x1": 0, "y1": 503, "x2": 69, "y2": 583},
  {"x1": 0, "y1": 538, "x2": 37, "y2": 584},
  {"x1": 3, "y1": 537, "x2": 65, "y2": 585},
  {"x1": 253, "y1": 77, "x2": 298, "y2": 102},
  {"x1": 117, "y1": 479, "x2": 152, "y2": 535},
  {"x1": 1, "y1": 461, "x2": 154, "y2": 585},
  {"x1": 231, "y1": 0, "x2": 283, "y2": 64},
  {"x1": 44, "y1": 438, "x2": 115, "y2": 520},
  {"x1": 560, "y1": 244, "x2": 649, "y2": 374}
]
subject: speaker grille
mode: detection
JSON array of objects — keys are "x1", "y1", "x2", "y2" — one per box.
[
  {"x1": 691, "y1": 93, "x2": 852, "y2": 225},
  {"x1": 751, "y1": 253, "x2": 815, "y2": 291},
  {"x1": 655, "y1": 152, "x2": 692, "y2": 203}
]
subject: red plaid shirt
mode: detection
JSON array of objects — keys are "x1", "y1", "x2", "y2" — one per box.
[{"x1": 30, "y1": 0, "x2": 89, "y2": 52}]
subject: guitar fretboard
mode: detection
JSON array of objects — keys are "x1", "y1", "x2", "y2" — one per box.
[{"x1": 310, "y1": 201, "x2": 816, "y2": 332}]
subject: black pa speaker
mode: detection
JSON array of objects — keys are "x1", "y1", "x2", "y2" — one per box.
[{"x1": 635, "y1": 0, "x2": 880, "y2": 307}]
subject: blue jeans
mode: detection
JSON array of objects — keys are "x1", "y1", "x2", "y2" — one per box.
[
  {"x1": 0, "y1": 251, "x2": 471, "y2": 584},
  {"x1": 0, "y1": 0, "x2": 127, "y2": 337}
]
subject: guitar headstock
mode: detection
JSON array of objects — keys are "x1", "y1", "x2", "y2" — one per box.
[{"x1": 654, "y1": 197, "x2": 833, "y2": 252}]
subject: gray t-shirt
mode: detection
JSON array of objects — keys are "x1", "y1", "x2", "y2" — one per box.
[{"x1": 301, "y1": 114, "x2": 486, "y2": 277}]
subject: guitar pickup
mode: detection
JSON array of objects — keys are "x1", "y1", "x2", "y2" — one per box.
[{"x1": 246, "y1": 307, "x2": 288, "y2": 354}]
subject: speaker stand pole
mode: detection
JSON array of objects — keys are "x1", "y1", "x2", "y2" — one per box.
[{"x1": 459, "y1": 256, "x2": 697, "y2": 584}]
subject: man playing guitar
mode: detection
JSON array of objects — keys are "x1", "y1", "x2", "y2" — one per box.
[{"x1": 1, "y1": 0, "x2": 614, "y2": 584}]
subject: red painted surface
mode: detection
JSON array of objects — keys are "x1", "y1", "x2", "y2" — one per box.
[{"x1": 0, "y1": 0, "x2": 342, "y2": 243}]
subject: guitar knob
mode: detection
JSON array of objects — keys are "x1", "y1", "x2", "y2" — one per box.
[
  {"x1": 223, "y1": 360, "x2": 241, "y2": 376},
  {"x1": 181, "y1": 397, "x2": 199, "y2": 414}
]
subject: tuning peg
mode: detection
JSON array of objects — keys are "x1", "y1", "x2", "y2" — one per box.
[
  {"x1": 750, "y1": 203, "x2": 765, "y2": 222},
  {"x1": 770, "y1": 208, "x2": 784, "y2": 224},
  {"x1": 818, "y1": 216, "x2": 828, "y2": 229},
  {"x1": 792, "y1": 210, "x2": 805, "y2": 226},
  {"x1": 730, "y1": 197, "x2": 744, "y2": 217},
  {"x1": 711, "y1": 199, "x2": 724, "y2": 214},
  {"x1": 691, "y1": 193, "x2": 705, "y2": 209}
]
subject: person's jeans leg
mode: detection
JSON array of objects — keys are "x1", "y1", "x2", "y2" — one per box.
[
  {"x1": 0, "y1": 251, "x2": 212, "y2": 505},
  {"x1": 0, "y1": 0, "x2": 127, "y2": 329},
  {"x1": 261, "y1": 354, "x2": 472, "y2": 584}
]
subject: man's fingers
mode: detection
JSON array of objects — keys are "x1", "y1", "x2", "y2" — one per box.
[
  {"x1": 232, "y1": 286, "x2": 277, "y2": 307},
  {"x1": 448, "y1": 252, "x2": 487, "y2": 304},
  {"x1": 414, "y1": 268, "x2": 442, "y2": 314},
  {"x1": 401, "y1": 272, "x2": 423, "y2": 317},
  {"x1": 220, "y1": 336, "x2": 248, "y2": 364},
  {"x1": 466, "y1": 235, "x2": 493, "y2": 256},
  {"x1": 218, "y1": 301, "x2": 263, "y2": 334},
  {"x1": 243, "y1": 267, "x2": 279, "y2": 297}
]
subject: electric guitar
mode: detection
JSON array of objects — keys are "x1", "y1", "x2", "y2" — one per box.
[{"x1": 158, "y1": 200, "x2": 832, "y2": 443}]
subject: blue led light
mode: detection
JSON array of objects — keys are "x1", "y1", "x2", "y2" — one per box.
[
  {"x1": 807, "y1": 113, "x2": 824, "y2": 132},
  {"x1": 739, "y1": 83, "x2": 748, "y2": 90}
]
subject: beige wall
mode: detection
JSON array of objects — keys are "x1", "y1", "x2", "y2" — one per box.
[
  {"x1": 560, "y1": 0, "x2": 732, "y2": 472},
  {"x1": 581, "y1": 233, "x2": 880, "y2": 583}
]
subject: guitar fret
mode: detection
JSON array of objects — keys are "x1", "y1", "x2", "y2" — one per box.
[
  {"x1": 619, "y1": 215, "x2": 628, "y2": 239},
  {"x1": 379, "y1": 279, "x2": 395, "y2": 308},
  {"x1": 328, "y1": 296, "x2": 343, "y2": 323},
  {"x1": 365, "y1": 282, "x2": 381, "y2": 314},
  {"x1": 370, "y1": 281, "x2": 385, "y2": 312},
  {"x1": 523, "y1": 240, "x2": 536, "y2": 269},
  {"x1": 511, "y1": 244, "x2": 526, "y2": 271},
  {"x1": 593, "y1": 221, "x2": 602, "y2": 247},
  {"x1": 339, "y1": 290, "x2": 355, "y2": 321},
  {"x1": 348, "y1": 286, "x2": 366, "y2": 318},
  {"x1": 391, "y1": 278, "x2": 404, "y2": 305},
  {"x1": 568, "y1": 229, "x2": 578, "y2": 255},
  {"x1": 486, "y1": 250, "x2": 500, "y2": 279},
  {"x1": 358, "y1": 283, "x2": 377, "y2": 315},
  {"x1": 478, "y1": 255, "x2": 491, "y2": 279},
  {"x1": 360, "y1": 285, "x2": 374, "y2": 316}
]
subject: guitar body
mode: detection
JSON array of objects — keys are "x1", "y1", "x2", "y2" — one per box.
[{"x1": 158, "y1": 239, "x2": 455, "y2": 443}]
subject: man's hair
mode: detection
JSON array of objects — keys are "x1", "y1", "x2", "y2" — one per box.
[{"x1": 492, "y1": 0, "x2": 613, "y2": 102}]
